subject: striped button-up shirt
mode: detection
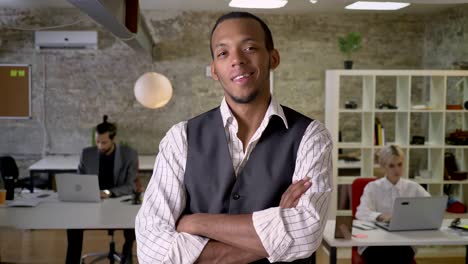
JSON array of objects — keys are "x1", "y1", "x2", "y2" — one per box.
[{"x1": 136, "y1": 97, "x2": 333, "y2": 263}]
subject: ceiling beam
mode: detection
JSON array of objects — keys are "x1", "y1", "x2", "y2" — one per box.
[{"x1": 67, "y1": 0, "x2": 154, "y2": 58}]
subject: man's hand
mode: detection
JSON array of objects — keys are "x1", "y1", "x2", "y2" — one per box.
[
  {"x1": 100, "y1": 190, "x2": 111, "y2": 199},
  {"x1": 279, "y1": 177, "x2": 311, "y2": 208}
]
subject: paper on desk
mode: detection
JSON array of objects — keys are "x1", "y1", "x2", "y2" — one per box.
[
  {"x1": 7, "y1": 199, "x2": 41, "y2": 207},
  {"x1": 7, "y1": 191, "x2": 58, "y2": 207}
]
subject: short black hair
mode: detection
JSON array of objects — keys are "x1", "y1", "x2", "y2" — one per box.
[
  {"x1": 96, "y1": 115, "x2": 117, "y2": 139},
  {"x1": 210, "y1": 11, "x2": 274, "y2": 59}
]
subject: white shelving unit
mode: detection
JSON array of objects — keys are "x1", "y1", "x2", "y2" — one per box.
[{"x1": 325, "y1": 70, "x2": 468, "y2": 217}]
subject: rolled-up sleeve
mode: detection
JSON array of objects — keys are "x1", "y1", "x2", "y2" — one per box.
[
  {"x1": 253, "y1": 121, "x2": 333, "y2": 262},
  {"x1": 135, "y1": 122, "x2": 208, "y2": 264}
]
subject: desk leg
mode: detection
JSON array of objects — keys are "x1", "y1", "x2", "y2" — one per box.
[
  {"x1": 465, "y1": 245, "x2": 467, "y2": 264},
  {"x1": 29, "y1": 171, "x2": 34, "y2": 193},
  {"x1": 47, "y1": 172, "x2": 53, "y2": 190},
  {"x1": 329, "y1": 246, "x2": 337, "y2": 264},
  {"x1": 322, "y1": 239, "x2": 337, "y2": 264}
]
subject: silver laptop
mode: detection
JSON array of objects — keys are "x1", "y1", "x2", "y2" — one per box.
[
  {"x1": 55, "y1": 174, "x2": 101, "y2": 202},
  {"x1": 376, "y1": 196, "x2": 447, "y2": 231}
]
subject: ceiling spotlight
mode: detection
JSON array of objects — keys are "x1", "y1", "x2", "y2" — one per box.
[
  {"x1": 310, "y1": 0, "x2": 318, "y2": 3},
  {"x1": 345, "y1": 1, "x2": 410, "y2": 10},
  {"x1": 229, "y1": 0, "x2": 288, "y2": 9}
]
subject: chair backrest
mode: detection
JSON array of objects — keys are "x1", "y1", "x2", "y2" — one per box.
[
  {"x1": 351, "y1": 177, "x2": 376, "y2": 218},
  {"x1": 0, "y1": 156, "x2": 19, "y2": 181}
]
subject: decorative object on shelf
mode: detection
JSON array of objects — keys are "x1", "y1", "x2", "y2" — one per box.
[
  {"x1": 464, "y1": 101, "x2": 468, "y2": 110},
  {"x1": 134, "y1": 72, "x2": 173, "y2": 109},
  {"x1": 446, "y1": 200, "x2": 466, "y2": 214},
  {"x1": 410, "y1": 135, "x2": 425, "y2": 145},
  {"x1": 444, "y1": 152, "x2": 467, "y2": 181},
  {"x1": 419, "y1": 169, "x2": 432, "y2": 179},
  {"x1": 338, "y1": 32, "x2": 362, "y2": 69},
  {"x1": 377, "y1": 103, "x2": 398, "y2": 109},
  {"x1": 452, "y1": 61, "x2": 468, "y2": 70},
  {"x1": 446, "y1": 129, "x2": 468, "y2": 145},
  {"x1": 412, "y1": 104, "x2": 431, "y2": 110},
  {"x1": 446, "y1": 104, "x2": 463, "y2": 110},
  {"x1": 344, "y1": 100, "x2": 358, "y2": 109}
]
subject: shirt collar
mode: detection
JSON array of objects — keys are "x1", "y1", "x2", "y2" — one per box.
[
  {"x1": 383, "y1": 176, "x2": 403, "y2": 191},
  {"x1": 219, "y1": 96, "x2": 289, "y2": 129}
]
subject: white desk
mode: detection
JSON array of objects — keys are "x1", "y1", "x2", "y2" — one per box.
[
  {"x1": 28, "y1": 155, "x2": 156, "y2": 190},
  {"x1": 322, "y1": 220, "x2": 468, "y2": 264},
  {"x1": 0, "y1": 196, "x2": 140, "y2": 229},
  {"x1": 29, "y1": 155, "x2": 156, "y2": 172}
]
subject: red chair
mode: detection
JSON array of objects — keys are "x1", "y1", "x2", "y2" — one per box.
[
  {"x1": 351, "y1": 177, "x2": 416, "y2": 264},
  {"x1": 351, "y1": 178, "x2": 376, "y2": 264}
]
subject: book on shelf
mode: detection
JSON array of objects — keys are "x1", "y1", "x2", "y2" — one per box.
[{"x1": 374, "y1": 117, "x2": 385, "y2": 146}]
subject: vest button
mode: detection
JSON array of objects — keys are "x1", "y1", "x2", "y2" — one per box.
[{"x1": 232, "y1": 193, "x2": 240, "y2": 200}]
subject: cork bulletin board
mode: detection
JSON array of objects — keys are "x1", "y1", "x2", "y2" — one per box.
[{"x1": 0, "y1": 64, "x2": 31, "y2": 119}]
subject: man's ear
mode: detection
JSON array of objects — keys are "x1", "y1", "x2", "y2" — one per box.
[
  {"x1": 269, "y1": 49, "x2": 280, "y2": 70},
  {"x1": 210, "y1": 63, "x2": 219, "y2": 80}
]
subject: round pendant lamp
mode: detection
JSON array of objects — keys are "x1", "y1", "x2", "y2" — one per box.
[{"x1": 134, "y1": 72, "x2": 173, "y2": 109}]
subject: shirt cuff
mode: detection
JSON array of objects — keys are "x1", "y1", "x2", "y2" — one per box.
[
  {"x1": 370, "y1": 212, "x2": 381, "y2": 222},
  {"x1": 252, "y1": 207, "x2": 293, "y2": 262},
  {"x1": 163, "y1": 233, "x2": 209, "y2": 264}
]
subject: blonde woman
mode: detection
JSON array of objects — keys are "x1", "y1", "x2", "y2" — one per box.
[{"x1": 356, "y1": 145, "x2": 430, "y2": 264}]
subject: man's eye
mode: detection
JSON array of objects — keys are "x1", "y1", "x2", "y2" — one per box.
[
  {"x1": 245, "y1": 46, "x2": 256, "y2": 51},
  {"x1": 217, "y1": 51, "x2": 227, "y2": 57}
]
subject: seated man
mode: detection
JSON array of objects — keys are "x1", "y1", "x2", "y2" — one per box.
[{"x1": 66, "y1": 115, "x2": 138, "y2": 264}]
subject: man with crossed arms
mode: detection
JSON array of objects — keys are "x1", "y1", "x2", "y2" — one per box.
[{"x1": 136, "y1": 11, "x2": 332, "y2": 263}]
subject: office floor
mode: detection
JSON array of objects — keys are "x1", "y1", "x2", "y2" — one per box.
[
  {"x1": 0, "y1": 229, "x2": 137, "y2": 263},
  {"x1": 0, "y1": 228, "x2": 465, "y2": 264}
]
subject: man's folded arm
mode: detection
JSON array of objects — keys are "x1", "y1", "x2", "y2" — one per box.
[
  {"x1": 135, "y1": 123, "x2": 209, "y2": 264},
  {"x1": 253, "y1": 123, "x2": 333, "y2": 262}
]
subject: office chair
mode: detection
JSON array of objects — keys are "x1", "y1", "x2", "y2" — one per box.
[
  {"x1": 351, "y1": 177, "x2": 416, "y2": 264},
  {"x1": 81, "y1": 161, "x2": 139, "y2": 264},
  {"x1": 0, "y1": 156, "x2": 33, "y2": 193},
  {"x1": 80, "y1": 230, "x2": 121, "y2": 264}
]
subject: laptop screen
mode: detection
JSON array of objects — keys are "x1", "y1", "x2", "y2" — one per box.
[{"x1": 55, "y1": 174, "x2": 101, "y2": 203}]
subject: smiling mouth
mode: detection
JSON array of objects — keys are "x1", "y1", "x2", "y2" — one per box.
[{"x1": 232, "y1": 72, "x2": 253, "y2": 81}]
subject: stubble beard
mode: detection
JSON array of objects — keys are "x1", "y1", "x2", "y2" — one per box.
[{"x1": 225, "y1": 62, "x2": 271, "y2": 105}]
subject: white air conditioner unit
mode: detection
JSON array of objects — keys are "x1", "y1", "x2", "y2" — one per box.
[{"x1": 34, "y1": 31, "x2": 98, "y2": 50}]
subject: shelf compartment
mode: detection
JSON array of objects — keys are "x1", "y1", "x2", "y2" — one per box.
[
  {"x1": 375, "y1": 76, "x2": 397, "y2": 111},
  {"x1": 444, "y1": 148, "x2": 468, "y2": 173},
  {"x1": 446, "y1": 76, "x2": 467, "y2": 109},
  {"x1": 410, "y1": 112, "x2": 445, "y2": 146},
  {"x1": 430, "y1": 76, "x2": 447, "y2": 110},
  {"x1": 339, "y1": 75, "x2": 364, "y2": 111},
  {"x1": 339, "y1": 112, "x2": 362, "y2": 144}
]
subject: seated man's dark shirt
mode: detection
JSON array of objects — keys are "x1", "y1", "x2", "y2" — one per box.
[{"x1": 98, "y1": 150, "x2": 115, "y2": 191}]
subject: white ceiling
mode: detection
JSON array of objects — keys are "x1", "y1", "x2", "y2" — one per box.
[{"x1": 0, "y1": 0, "x2": 467, "y2": 13}]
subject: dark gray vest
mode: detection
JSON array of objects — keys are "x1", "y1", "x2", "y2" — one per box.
[{"x1": 184, "y1": 106, "x2": 314, "y2": 263}]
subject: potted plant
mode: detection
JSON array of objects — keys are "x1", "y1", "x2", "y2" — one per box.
[{"x1": 338, "y1": 32, "x2": 362, "y2": 69}]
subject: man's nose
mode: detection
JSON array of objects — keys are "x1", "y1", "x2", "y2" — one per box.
[{"x1": 231, "y1": 49, "x2": 246, "y2": 67}]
